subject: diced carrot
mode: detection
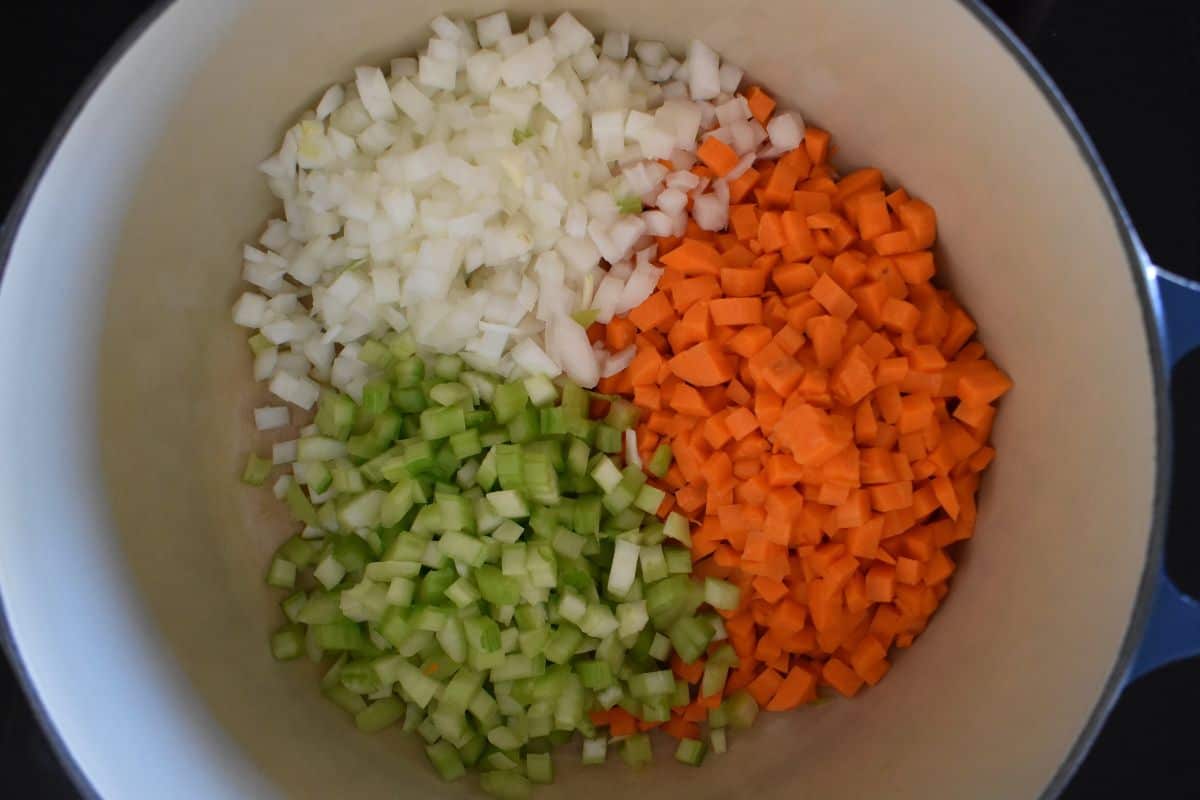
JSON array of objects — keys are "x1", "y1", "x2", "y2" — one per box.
[
  {"x1": 803, "y1": 127, "x2": 831, "y2": 165},
  {"x1": 758, "y1": 211, "x2": 786, "y2": 252},
  {"x1": 721, "y1": 266, "x2": 769, "y2": 298},
  {"x1": 746, "y1": 668, "x2": 784, "y2": 706},
  {"x1": 710, "y1": 297, "x2": 764, "y2": 327},
  {"x1": 697, "y1": 137, "x2": 740, "y2": 177},
  {"x1": 744, "y1": 86, "x2": 777, "y2": 125},
  {"x1": 599, "y1": 133, "x2": 1008, "y2": 724},
  {"x1": 629, "y1": 292, "x2": 675, "y2": 332},
  {"x1": 765, "y1": 666, "x2": 817, "y2": 711},
  {"x1": 662, "y1": 239, "x2": 726, "y2": 275},
  {"x1": 822, "y1": 657, "x2": 864, "y2": 697}
]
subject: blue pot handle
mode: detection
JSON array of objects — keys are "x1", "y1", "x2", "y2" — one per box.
[{"x1": 1128, "y1": 268, "x2": 1200, "y2": 680}]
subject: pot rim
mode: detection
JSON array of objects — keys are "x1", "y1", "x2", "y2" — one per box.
[{"x1": 0, "y1": 2, "x2": 1170, "y2": 798}]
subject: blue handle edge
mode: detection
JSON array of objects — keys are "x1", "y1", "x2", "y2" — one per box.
[{"x1": 1129, "y1": 268, "x2": 1200, "y2": 680}]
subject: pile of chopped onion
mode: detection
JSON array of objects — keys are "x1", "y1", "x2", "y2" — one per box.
[{"x1": 232, "y1": 12, "x2": 806, "y2": 399}]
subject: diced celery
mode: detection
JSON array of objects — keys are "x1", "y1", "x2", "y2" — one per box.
[
  {"x1": 420, "y1": 406, "x2": 467, "y2": 440},
  {"x1": 543, "y1": 624, "x2": 583, "y2": 665},
  {"x1": 523, "y1": 374, "x2": 558, "y2": 407},
  {"x1": 647, "y1": 444, "x2": 673, "y2": 478},
  {"x1": 438, "y1": 531, "x2": 486, "y2": 565},
  {"x1": 266, "y1": 557, "x2": 297, "y2": 589},
  {"x1": 704, "y1": 577, "x2": 741, "y2": 611},
  {"x1": 663, "y1": 511, "x2": 692, "y2": 546},
  {"x1": 664, "y1": 546, "x2": 693, "y2": 574},
  {"x1": 449, "y1": 428, "x2": 482, "y2": 460},
  {"x1": 621, "y1": 733, "x2": 653, "y2": 769},
  {"x1": 675, "y1": 738, "x2": 706, "y2": 766},
  {"x1": 487, "y1": 490, "x2": 530, "y2": 520},
  {"x1": 607, "y1": 539, "x2": 640, "y2": 598},
  {"x1": 572, "y1": 495, "x2": 601, "y2": 536},
  {"x1": 551, "y1": 527, "x2": 585, "y2": 560},
  {"x1": 633, "y1": 484, "x2": 666, "y2": 514},
  {"x1": 525, "y1": 751, "x2": 553, "y2": 784},
  {"x1": 312, "y1": 620, "x2": 366, "y2": 652},
  {"x1": 639, "y1": 545, "x2": 668, "y2": 584},
  {"x1": 506, "y1": 407, "x2": 539, "y2": 443},
  {"x1": 353, "y1": 696, "x2": 405, "y2": 733},
  {"x1": 324, "y1": 684, "x2": 367, "y2": 715},
  {"x1": 242, "y1": 453, "x2": 273, "y2": 486},
  {"x1": 479, "y1": 770, "x2": 531, "y2": 800},
  {"x1": 628, "y1": 669, "x2": 675, "y2": 699},
  {"x1": 725, "y1": 689, "x2": 759, "y2": 730},
  {"x1": 593, "y1": 424, "x2": 622, "y2": 454},
  {"x1": 581, "y1": 737, "x2": 607, "y2": 765},
  {"x1": 270, "y1": 624, "x2": 304, "y2": 660},
  {"x1": 648, "y1": 632, "x2": 672, "y2": 661},
  {"x1": 359, "y1": 339, "x2": 393, "y2": 369},
  {"x1": 426, "y1": 740, "x2": 466, "y2": 781},
  {"x1": 669, "y1": 616, "x2": 715, "y2": 665}
]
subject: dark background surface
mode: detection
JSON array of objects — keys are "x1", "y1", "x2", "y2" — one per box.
[{"x1": 1, "y1": 1, "x2": 1198, "y2": 797}]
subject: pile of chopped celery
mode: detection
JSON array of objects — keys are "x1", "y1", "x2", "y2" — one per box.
[{"x1": 248, "y1": 331, "x2": 737, "y2": 796}]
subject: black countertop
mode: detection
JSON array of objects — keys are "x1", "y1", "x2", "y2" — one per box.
[{"x1": 1, "y1": 1, "x2": 1197, "y2": 796}]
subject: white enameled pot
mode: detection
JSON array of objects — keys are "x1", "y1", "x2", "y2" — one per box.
[{"x1": 2, "y1": 2, "x2": 1198, "y2": 798}]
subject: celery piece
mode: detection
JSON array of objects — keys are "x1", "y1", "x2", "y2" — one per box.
[
  {"x1": 316, "y1": 391, "x2": 357, "y2": 440},
  {"x1": 494, "y1": 445, "x2": 524, "y2": 490},
  {"x1": 639, "y1": 545, "x2": 668, "y2": 584},
  {"x1": 604, "y1": 398, "x2": 639, "y2": 429},
  {"x1": 704, "y1": 577, "x2": 741, "y2": 611},
  {"x1": 675, "y1": 738, "x2": 706, "y2": 766},
  {"x1": 420, "y1": 406, "x2": 467, "y2": 440},
  {"x1": 392, "y1": 386, "x2": 427, "y2": 413},
  {"x1": 248, "y1": 332, "x2": 271, "y2": 354},
  {"x1": 242, "y1": 453, "x2": 273, "y2": 486},
  {"x1": 621, "y1": 733, "x2": 653, "y2": 769},
  {"x1": 662, "y1": 511, "x2": 692, "y2": 546},
  {"x1": 359, "y1": 339, "x2": 393, "y2": 369},
  {"x1": 449, "y1": 428, "x2": 482, "y2": 460},
  {"x1": 479, "y1": 770, "x2": 531, "y2": 800},
  {"x1": 665, "y1": 546, "x2": 693, "y2": 575},
  {"x1": 577, "y1": 660, "x2": 613, "y2": 690},
  {"x1": 430, "y1": 381, "x2": 472, "y2": 407},
  {"x1": 403, "y1": 440, "x2": 436, "y2": 474},
  {"x1": 581, "y1": 737, "x2": 607, "y2": 765},
  {"x1": 475, "y1": 566, "x2": 520, "y2": 606},
  {"x1": 361, "y1": 380, "x2": 391, "y2": 415},
  {"x1": 523, "y1": 374, "x2": 558, "y2": 407},
  {"x1": 668, "y1": 616, "x2": 715, "y2": 665},
  {"x1": 572, "y1": 495, "x2": 601, "y2": 536},
  {"x1": 647, "y1": 444, "x2": 673, "y2": 478},
  {"x1": 589, "y1": 456, "x2": 622, "y2": 493},
  {"x1": 725, "y1": 689, "x2": 759, "y2": 730},
  {"x1": 647, "y1": 632, "x2": 672, "y2": 661},
  {"x1": 270, "y1": 624, "x2": 304, "y2": 660},
  {"x1": 425, "y1": 740, "x2": 466, "y2": 781},
  {"x1": 506, "y1": 407, "x2": 539, "y2": 444},
  {"x1": 487, "y1": 490, "x2": 530, "y2": 520},
  {"x1": 633, "y1": 484, "x2": 666, "y2": 515},
  {"x1": 525, "y1": 751, "x2": 553, "y2": 784},
  {"x1": 433, "y1": 354, "x2": 463, "y2": 380},
  {"x1": 323, "y1": 684, "x2": 367, "y2": 715},
  {"x1": 312, "y1": 621, "x2": 366, "y2": 652},
  {"x1": 492, "y1": 381, "x2": 529, "y2": 424},
  {"x1": 628, "y1": 669, "x2": 675, "y2": 699},
  {"x1": 266, "y1": 557, "x2": 297, "y2": 590},
  {"x1": 543, "y1": 624, "x2": 583, "y2": 665},
  {"x1": 616, "y1": 195, "x2": 642, "y2": 215},
  {"x1": 593, "y1": 424, "x2": 622, "y2": 454},
  {"x1": 281, "y1": 591, "x2": 307, "y2": 622},
  {"x1": 464, "y1": 615, "x2": 503, "y2": 653}
]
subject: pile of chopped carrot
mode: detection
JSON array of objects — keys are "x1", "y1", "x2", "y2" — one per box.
[{"x1": 592, "y1": 88, "x2": 1012, "y2": 724}]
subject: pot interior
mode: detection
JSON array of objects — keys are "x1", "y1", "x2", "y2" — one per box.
[{"x1": 0, "y1": 1, "x2": 1157, "y2": 798}]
